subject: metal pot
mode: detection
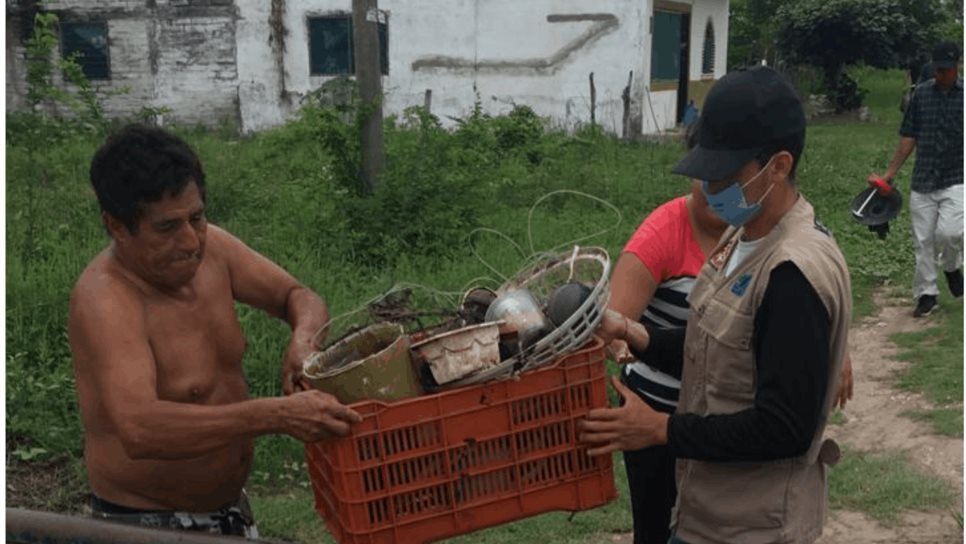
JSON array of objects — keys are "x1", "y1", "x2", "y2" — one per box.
[{"x1": 484, "y1": 288, "x2": 551, "y2": 354}]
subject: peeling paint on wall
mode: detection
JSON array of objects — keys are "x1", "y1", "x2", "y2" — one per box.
[
  {"x1": 411, "y1": 13, "x2": 619, "y2": 76},
  {"x1": 269, "y1": 0, "x2": 288, "y2": 99}
]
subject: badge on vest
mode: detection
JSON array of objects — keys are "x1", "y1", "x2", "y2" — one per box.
[
  {"x1": 731, "y1": 273, "x2": 753, "y2": 296},
  {"x1": 710, "y1": 238, "x2": 739, "y2": 271}
]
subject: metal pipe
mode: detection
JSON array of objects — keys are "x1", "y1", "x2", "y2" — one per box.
[{"x1": 6, "y1": 508, "x2": 256, "y2": 543}]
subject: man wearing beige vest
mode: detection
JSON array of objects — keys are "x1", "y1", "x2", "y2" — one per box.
[{"x1": 582, "y1": 66, "x2": 852, "y2": 544}]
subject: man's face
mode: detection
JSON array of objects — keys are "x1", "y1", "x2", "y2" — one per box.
[
  {"x1": 114, "y1": 182, "x2": 207, "y2": 288},
  {"x1": 935, "y1": 66, "x2": 958, "y2": 89}
]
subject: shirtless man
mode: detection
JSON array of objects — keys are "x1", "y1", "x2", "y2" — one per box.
[{"x1": 69, "y1": 125, "x2": 361, "y2": 537}]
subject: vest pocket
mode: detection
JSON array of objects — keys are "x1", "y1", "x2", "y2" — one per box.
[
  {"x1": 697, "y1": 300, "x2": 756, "y2": 401},
  {"x1": 698, "y1": 298, "x2": 754, "y2": 350}
]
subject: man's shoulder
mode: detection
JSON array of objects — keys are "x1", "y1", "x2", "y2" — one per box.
[
  {"x1": 910, "y1": 79, "x2": 937, "y2": 104},
  {"x1": 203, "y1": 224, "x2": 250, "y2": 261},
  {"x1": 70, "y1": 252, "x2": 143, "y2": 320},
  {"x1": 769, "y1": 206, "x2": 848, "y2": 276}
]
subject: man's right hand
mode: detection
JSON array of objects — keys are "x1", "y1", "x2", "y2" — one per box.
[
  {"x1": 281, "y1": 391, "x2": 362, "y2": 442},
  {"x1": 867, "y1": 172, "x2": 895, "y2": 187}
]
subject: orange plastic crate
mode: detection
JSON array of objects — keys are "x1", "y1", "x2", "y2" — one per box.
[{"x1": 305, "y1": 338, "x2": 616, "y2": 544}]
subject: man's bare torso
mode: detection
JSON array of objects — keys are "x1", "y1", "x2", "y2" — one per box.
[{"x1": 73, "y1": 235, "x2": 253, "y2": 512}]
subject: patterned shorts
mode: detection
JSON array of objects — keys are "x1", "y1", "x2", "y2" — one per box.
[{"x1": 90, "y1": 491, "x2": 260, "y2": 539}]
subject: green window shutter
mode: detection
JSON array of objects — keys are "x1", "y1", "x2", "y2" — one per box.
[
  {"x1": 309, "y1": 16, "x2": 353, "y2": 75},
  {"x1": 377, "y1": 21, "x2": 388, "y2": 75},
  {"x1": 309, "y1": 16, "x2": 388, "y2": 76},
  {"x1": 650, "y1": 11, "x2": 681, "y2": 82},
  {"x1": 61, "y1": 22, "x2": 110, "y2": 80}
]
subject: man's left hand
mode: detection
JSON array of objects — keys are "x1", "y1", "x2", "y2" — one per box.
[
  {"x1": 577, "y1": 376, "x2": 669, "y2": 456},
  {"x1": 282, "y1": 336, "x2": 314, "y2": 395}
]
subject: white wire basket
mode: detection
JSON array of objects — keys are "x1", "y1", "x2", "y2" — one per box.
[
  {"x1": 508, "y1": 246, "x2": 610, "y2": 370},
  {"x1": 446, "y1": 246, "x2": 610, "y2": 387}
]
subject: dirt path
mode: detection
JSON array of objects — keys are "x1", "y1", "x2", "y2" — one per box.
[{"x1": 818, "y1": 293, "x2": 963, "y2": 544}]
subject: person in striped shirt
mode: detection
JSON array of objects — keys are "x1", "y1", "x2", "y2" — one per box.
[{"x1": 605, "y1": 178, "x2": 726, "y2": 544}]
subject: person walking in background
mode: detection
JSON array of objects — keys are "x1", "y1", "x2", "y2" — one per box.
[{"x1": 871, "y1": 40, "x2": 963, "y2": 317}]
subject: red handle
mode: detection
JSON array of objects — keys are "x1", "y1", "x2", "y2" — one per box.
[{"x1": 868, "y1": 176, "x2": 893, "y2": 195}]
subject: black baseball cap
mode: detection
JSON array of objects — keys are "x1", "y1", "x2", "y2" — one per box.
[
  {"x1": 932, "y1": 41, "x2": 962, "y2": 70},
  {"x1": 672, "y1": 66, "x2": 805, "y2": 182}
]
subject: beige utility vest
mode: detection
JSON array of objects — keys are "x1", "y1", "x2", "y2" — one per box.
[{"x1": 673, "y1": 196, "x2": 851, "y2": 544}]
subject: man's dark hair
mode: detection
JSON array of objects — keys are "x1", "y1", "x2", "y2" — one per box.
[
  {"x1": 89, "y1": 125, "x2": 206, "y2": 233},
  {"x1": 755, "y1": 130, "x2": 805, "y2": 182}
]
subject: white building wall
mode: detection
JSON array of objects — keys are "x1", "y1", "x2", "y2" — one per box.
[
  {"x1": 7, "y1": 0, "x2": 239, "y2": 125},
  {"x1": 270, "y1": 0, "x2": 649, "y2": 134},
  {"x1": 641, "y1": 90, "x2": 676, "y2": 133},
  {"x1": 98, "y1": 18, "x2": 156, "y2": 118},
  {"x1": 6, "y1": 0, "x2": 726, "y2": 134},
  {"x1": 152, "y1": 14, "x2": 239, "y2": 124},
  {"x1": 237, "y1": 1, "x2": 286, "y2": 132}
]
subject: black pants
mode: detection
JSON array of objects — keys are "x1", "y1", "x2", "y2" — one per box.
[
  {"x1": 624, "y1": 442, "x2": 677, "y2": 544},
  {"x1": 620, "y1": 371, "x2": 678, "y2": 544}
]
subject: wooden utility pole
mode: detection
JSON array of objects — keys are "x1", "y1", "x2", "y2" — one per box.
[
  {"x1": 352, "y1": 0, "x2": 384, "y2": 193},
  {"x1": 589, "y1": 72, "x2": 596, "y2": 126},
  {"x1": 621, "y1": 70, "x2": 633, "y2": 140}
]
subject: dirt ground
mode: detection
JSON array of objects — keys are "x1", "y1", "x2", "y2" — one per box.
[
  {"x1": 609, "y1": 291, "x2": 964, "y2": 544},
  {"x1": 817, "y1": 292, "x2": 963, "y2": 544}
]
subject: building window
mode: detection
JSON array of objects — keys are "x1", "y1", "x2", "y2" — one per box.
[
  {"x1": 308, "y1": 15, "x2": 388, "y2": 76},
  {"x1": 701, "y1": 19, "x2": 715, "y2": 76},
  {"x1": 61, "y1": 22, "x2": 110, "y2": 80}
]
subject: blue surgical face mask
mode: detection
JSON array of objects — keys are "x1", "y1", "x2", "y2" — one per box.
[{"x1": 701, "y1": 158, "x2": 776, "y2": 227}]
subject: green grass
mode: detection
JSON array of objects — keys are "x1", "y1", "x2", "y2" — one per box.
[
  {"x1": 902, "y1": 408, "x2": 964, "y2": 438},
  {"x1": 892, "y1": 296, "x2": 964, "y2": 439},
  {"x1": 828, "y1": 410, "x2": 847, "y2": 426},
  {"x1": 892, "y1": 298, "x2": 964, "y2": 406},
  {"x1": 802, "y1": 66, "x2": 917, "y2": 319},
  {"x1": 249, "y1": 490, "x2": 333, "y2": 543},
  {"x1": 829, "y1": 448, "x2": 955, "y2": 523}
]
